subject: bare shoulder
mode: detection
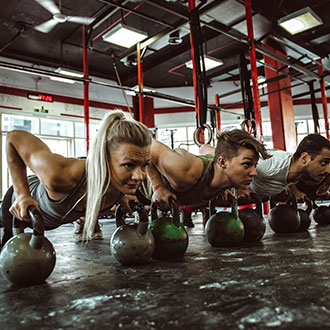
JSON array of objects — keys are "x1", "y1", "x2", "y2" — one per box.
[{"x1": 41, "y1": 157, "x2": 86, "y2": 194}]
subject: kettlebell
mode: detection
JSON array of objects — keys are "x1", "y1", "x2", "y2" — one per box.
[
  {"x1": 205, "y1": 195, "x2": 245, "y2": 247},
  {"x1": 313, "y1": 203, "x2": 330, "y2": 226},
  {"x1": 297, "y1": 198, "x2": 312, "y2": 231},
  {"x1": 269, "y1": 192, "x2": 300, "y2": 233},
  {"x1": 0, "y1": 207, "x2": 56, "y2": 285},
  {"x1": 110, "y1": 201, "x2": 155, "y2": 266},
  {"x1": 239, "y1": 200, "x2": 266, "y2": 242},
  {"x1": 149, "y1": 198, "x2": 189, "y2": 260}
]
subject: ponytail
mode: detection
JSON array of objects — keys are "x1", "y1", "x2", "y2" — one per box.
[{"x1": 84, "y1": 110, "x2": 151, "y2": 239}]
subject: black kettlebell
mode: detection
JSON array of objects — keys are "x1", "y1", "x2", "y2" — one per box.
[
  {"x1": 0, "y1": 207, "x2": 56, "y2": 285},
  {"x1": 297, "y1": 198, "x2": 313, "y2": 231},
  {"x1": 238, "y1": 200, "x2": 266, "y2": 242},
  {"x1": 149, "y1": 198, "x2": 189, "y2": 260},
  {"x1": 205, "y1": 195, "x2": 244, "y2": 247},
  {"x1": 110, "y1": 201, "x2": 155, "y2": 266},
  {"x1": 313, "y1": 203, "x2": 330, "y2": 226},
  {"x1": 269, "y1": 192, "x2": 300, "y2": 233}
]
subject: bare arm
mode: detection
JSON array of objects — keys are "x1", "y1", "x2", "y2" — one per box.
[
  {"x1": 147, "y1": 162, "x2": 177, "y2": 210},
  {"x1": 150, "y1": 139, "x2": 203, "y2": 208},
  {"x1": 289, "y1": 184, "x2": 307, "y2": 202},
  {"x1": 6, "y1": 130, "x2": 84, "y2": 220},
  {"x1": 151, "y1": 139, "x2": 203, "y2": 190}
]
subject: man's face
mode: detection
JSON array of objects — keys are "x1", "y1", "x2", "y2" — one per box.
[
  {"x1": 218, "y1": 147, "x2": 259, "y2": 189},
  {"x1": 304, "y1": 148, "x2": 330, "y2": 183}
]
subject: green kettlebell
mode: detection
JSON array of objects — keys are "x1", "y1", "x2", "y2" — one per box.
[
  {"x1": 149, "y1": 199, "x2": 189, "y2": 260},
  {"x1": 205, "y1": 194, "x2": 245, "y2": 247},
  {"x1": 0, "y1": 207, "x2": 56, "y2": 285},
  {"x1": 110, "y1": 201, "x2": 155, "y2": 266}
]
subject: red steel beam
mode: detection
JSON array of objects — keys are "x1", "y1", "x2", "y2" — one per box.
[
  {"x1": 83, "y1": 26, "x2": 90, "y2": 153},
  {"x1": 318, "y1": 59, "x2": 329, "y2": 139},
  {"x1": 188, "y1": 0, "x2": 199, "y2": 124},
  {"x1": 245, "y1": 0, "x2": 263, "y2": 141},
  {"x1": 137, "y1": 42, "x2": 144, "y2": 123},
  {"x1": 215, "y1": 94, "x2": 221, "y2": 130}
]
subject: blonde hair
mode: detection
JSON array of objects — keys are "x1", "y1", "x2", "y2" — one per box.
[{"x1": 83, "y1": 111, "x2": 152, "y2": 239}]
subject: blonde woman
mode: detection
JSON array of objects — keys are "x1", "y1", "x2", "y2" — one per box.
[{"x1": 1, "y1": 111, "x2": 152, "y2": 246}]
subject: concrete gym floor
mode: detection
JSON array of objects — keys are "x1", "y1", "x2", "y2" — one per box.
[{"x1": 1, "y1": 209, "x2": 330, "y2": 330}]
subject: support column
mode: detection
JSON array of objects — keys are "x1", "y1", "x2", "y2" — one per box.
[
  {"x1": 245, "y1": 0, "x2": 263, "y2": 141},
  {"x1": 263, "y1": 44, "x2": 296, "y2": 152},
  {"x1": 318, "y1": 59, "x2": 329, "y2": 139},
  {"x1": 83, "y1": 26, "x2": 90, "y2": 153},
  {"x1": 143, "y1": 96, "x2": 155, "y2": 128},
  {"x1": 132, "y1": 95, "x2": 155, "y2": 128}
]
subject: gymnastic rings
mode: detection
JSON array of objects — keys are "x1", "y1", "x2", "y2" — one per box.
[
  {"x1": 193, "y1": 123, "x2": 213, "y2": 147},
  {"x1": 240, "y1": 118, "x2": 257, "y2": 136}
]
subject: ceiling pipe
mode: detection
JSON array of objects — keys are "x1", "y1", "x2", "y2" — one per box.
[
  {"x1": 269, "y1": 35, "x2": 330, "y2": 72},
  {"x1": 255, "y1": 44, "x2": 320, "y2": 81},
  {"x1": 144, "y1": 0, "x2": 323, "y2": 83},
  {"x1": 99, "y1": 0, "x2": 175, "y2": 29},
  {"x1": 0, "y1": 60, "x2": 241, "y2": 117},
  {"x1": 255, "y1": 58, "x2": 309, "y2": 85}
]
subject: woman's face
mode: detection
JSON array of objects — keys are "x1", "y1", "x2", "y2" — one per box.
[{"x1": 110, "y1": 143, "x2": 151, "y2": 195}]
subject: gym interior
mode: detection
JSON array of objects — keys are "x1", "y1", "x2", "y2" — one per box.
[{"x1": 1, "y1": 0, "x2": 330, "y2": 329}]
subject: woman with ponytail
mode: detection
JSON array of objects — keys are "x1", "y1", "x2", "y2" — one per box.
[{"x1": 1, "y1": 111, "x2": 152, "y2": 246}]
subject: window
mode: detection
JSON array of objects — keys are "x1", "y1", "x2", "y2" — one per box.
[
  {"x1": 75, "y1": 139, "x2": 87, "y2": 158},
  {"x1": 40, "y1": 118, "x2": 73, "y2": 137},
  {"x1": 2, "y1": 114, "x2": 39, "y2": 133},
  {"x1": 75, "y1": 122, "x2": 85, "y2": 138}
]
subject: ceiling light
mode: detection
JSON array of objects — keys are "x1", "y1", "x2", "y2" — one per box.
[
  {"x1": 278, "y1": 7, "x2": 323, "y2": 35},
  {"x1": 185, "y1": 55, "x2": 224, "y2": 71},
  {"x1": 50, "y1": 76, "x2": 76, "y2": 84},
  {"x1": 54, "y1": 68, "x2": 84, "y2": 78},
  {"x1": 50, "y1": 68, "x2": 84, "y2": 84},
  {"x1": 102, "y1": 23, "x2": 148, "y2": 48}
]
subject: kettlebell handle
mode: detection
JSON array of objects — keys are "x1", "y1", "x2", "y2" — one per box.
[
  {"x1": 115, "y1": 201, "x2": 149, "y2": 235},
  {"x1": 13, "y1": 207, "x2": 44, "y2": 236},
  {"x1": 255, "y1": 199, "x2": 263, "y2": 218},
  {"x1": 287, "y1": 191, "x2": 298, "y2": 212},
  {"x1": 169, "y1": 198, "x2": 180, "y2": 228},
  {"x1": 151, "y1": 202, "x2": 158, "y2": 222},
  {"x1": 270, "y1": 191, "x2": 297, "y2": 212},
  {"x1": 13, "y1": 207, "x2": 45, "y2": 249},
  {"x1": 150, "y1": 198, "x2": 181, "y2": 228},
  {"x1": 304, "y1": 198, "x2": 313, "y2": 215},
  {"x1": 209, "y1": 199, "x2": 217, "y2": 218}
]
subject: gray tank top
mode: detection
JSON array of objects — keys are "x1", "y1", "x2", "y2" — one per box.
[{"x1": 12, "y1": 175, "x2": 86, "y2": 229}]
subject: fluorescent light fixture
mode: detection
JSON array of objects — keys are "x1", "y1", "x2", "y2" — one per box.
[
  {"x1": 278, "y1": 7, "x2": 323, "y2": 35},
  {"x1": 50, "y1": 76, "x2": 76, "y2": 84},
  {"x1": 102, "y1": 23, "x2": 148, "y2": 48},
  {"x1": 54, "y1": 68, "x2": 84, "y2": 78},
  {"x1": 50, "y1": 68, "x2": 84, "y2": 84},
  {"x1": 185, "y1": 55, "x2": 224, "y2": 71}
]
